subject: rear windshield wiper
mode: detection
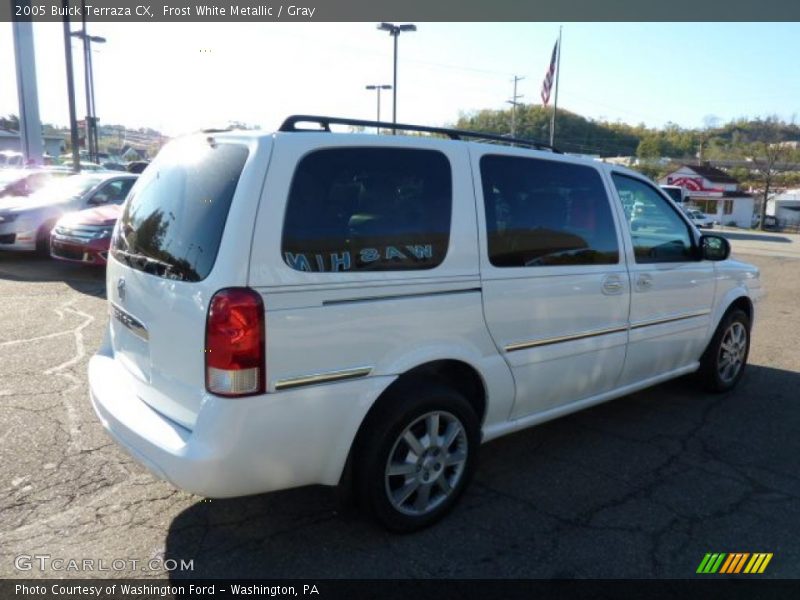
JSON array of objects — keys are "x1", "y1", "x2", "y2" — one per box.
[{"x1": 113, "y1": 248, "x2": 189, "y2": 281}]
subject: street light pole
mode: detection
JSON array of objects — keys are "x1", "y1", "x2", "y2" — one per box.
[
  {"x1": 71, "y1": 13, "x2": 105, "y2": 164},
  {"x1": 86, "y1": 36, "x2": 99, "y2": 161},
  {"x1": 61, "y1": 1, "x2": 80, "y2": 172},
  {"x1": 80, "y1": 2, "x2": 91, "y2": 162},
  {"x1": 365, "y1": 84, "x2": 392, "y2": 132},
  {"x1": 377, "y1": 22, "x2": 416, "y2": 127}
]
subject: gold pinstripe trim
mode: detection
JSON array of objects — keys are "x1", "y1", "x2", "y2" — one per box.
[
  {"x1": 274, "y1": 366, "x2": 373, "y2": 391},
  {"x1": 504, "y1": 309, "x2": 711, "y2": 353},
  {"x1": 629, "y1": 309, "x2": 711, "y2": 330},
  {"x1": 504, "y1": 325, "x2": 628, "y2": 352}
]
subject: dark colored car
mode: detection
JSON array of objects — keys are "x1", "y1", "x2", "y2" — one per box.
[{"x1": 126, "y1": 161, "x2": 150, "y2": 174}]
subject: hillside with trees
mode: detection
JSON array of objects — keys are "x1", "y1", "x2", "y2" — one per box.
[
  {"x1": 454, "y1": 106, "x2": 800, "y2": 165},
  {"x1": 454, "y1": 107, "x2": 800, "y2": 228}
]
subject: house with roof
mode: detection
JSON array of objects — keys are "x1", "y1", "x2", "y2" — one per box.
[{"x1": 659, "y1": 164, "x2": 755, "y2": 228}]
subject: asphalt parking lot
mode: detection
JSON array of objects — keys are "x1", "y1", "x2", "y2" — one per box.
[{"x1": 1, "y1": 234, "x2": 799, "y2": 579}]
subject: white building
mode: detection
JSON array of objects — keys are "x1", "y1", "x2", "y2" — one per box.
[
  {"x1": 767, "y1": 189, "x2": 800, "y2": 226},
  {"x1": 0, "y1": 130, "x2": 66, "y2": 162},
  {"x1": 659, "y1": 164, "x2": 755, "y2": 228}
]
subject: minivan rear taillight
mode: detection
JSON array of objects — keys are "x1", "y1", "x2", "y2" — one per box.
[{"x1": 205, "y1": 288, "x2": 265, "y2": 397}]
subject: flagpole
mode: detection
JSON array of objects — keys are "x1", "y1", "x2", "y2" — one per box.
[{"x1": 549, "y1": 26, "x2": 562, "y2": 147}]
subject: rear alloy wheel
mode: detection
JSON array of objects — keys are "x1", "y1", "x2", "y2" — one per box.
[
  {"x1": 698, "y1": 308, "x2": 751, "y2": 392},
  {"x1": 384, "y1": 410, "x2": 468, "y2": 517},
  {"x1": 356, "y1": 383, "x2": 479, "y2": 532}
]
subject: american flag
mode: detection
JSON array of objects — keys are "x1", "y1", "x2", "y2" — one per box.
[{"x1": 540, "y1": 40, "x2": 558, "y2": 106}]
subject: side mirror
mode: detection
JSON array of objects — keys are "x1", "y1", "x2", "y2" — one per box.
[
  {"x1": 88, "y1": 194, "x2": 108, "y2": 206},
  {"x1": 700, "y1": 234, "x2": 730, "y2": 261}
]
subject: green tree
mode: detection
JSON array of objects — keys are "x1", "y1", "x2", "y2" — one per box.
[
  {"x1": 636, "y1": 135, "x2": 665, "y2": 159},
  {"x1": 0, "y1": 114, "x2": 19, "y2": 131}
]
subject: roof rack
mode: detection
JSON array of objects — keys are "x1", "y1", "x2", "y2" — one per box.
[{"x1": 279, "y1": 115, "x2": 560, "y2": 153}]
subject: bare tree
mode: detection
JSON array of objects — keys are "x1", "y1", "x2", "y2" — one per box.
[
  {"x1": 749, "y1": 140, "x2": 794, "y2": 230},
  {"x1": 734, "y1": 118, "x2": 800, "y2": 230}
]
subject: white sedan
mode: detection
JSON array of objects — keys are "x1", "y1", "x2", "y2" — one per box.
[{"x1": 684, "y1": 208, "x2": 716, "y2": 229}]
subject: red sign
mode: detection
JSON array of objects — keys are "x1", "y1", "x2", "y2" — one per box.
[{"x1": 667, "y1": 176, "x2": 724, "y2": 197}]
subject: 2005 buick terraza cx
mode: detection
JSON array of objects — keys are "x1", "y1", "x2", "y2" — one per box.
[{"x1": 88, "y1": 115, "x2": 764, "y2": 532}]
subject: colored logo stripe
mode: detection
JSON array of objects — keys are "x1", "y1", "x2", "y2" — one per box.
[
  {"x1": 697, "y1": 552, "x2": 773, "y2": 574},
  {"x1": 697, "y1": 553, "x2": 727, "y2": 573},
  {"x1": 744, "y1": 553, "x2": 773, "y2": 574},
  {"x1": 720, "y1": 553, "x2": 749, "y2": 573}
]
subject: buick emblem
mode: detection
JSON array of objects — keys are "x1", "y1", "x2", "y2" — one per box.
[{"x1": 117, "y1": 277, "x2": 126, "y2": 301}]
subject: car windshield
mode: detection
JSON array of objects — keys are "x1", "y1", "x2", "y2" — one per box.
[{"x1": 27, "y1": 175, "x2": 104, "y2": 204}]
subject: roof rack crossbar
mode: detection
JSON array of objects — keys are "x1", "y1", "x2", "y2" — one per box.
[{"x1": 279, "y1": 115, "x2": 559, "y2": 153}]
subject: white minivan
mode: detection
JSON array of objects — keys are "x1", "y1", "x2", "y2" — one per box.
[{"x1": 89, "y1": 116, "x2": 763, "y2": 531}]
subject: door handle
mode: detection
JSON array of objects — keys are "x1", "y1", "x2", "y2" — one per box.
[
  {"x1": 636, "y1": 274, "x2": 654, "y2": 291},
  {"x1": 602, "y1": 275, "x2": 624, "y2": 295}
]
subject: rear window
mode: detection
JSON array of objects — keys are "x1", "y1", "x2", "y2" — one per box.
[
  {"x1": 662, "y1": 187, "x2": 683, "y2": 204},
  {"x1": 281, "y1": 147, "x2": 452, "y2": 273},
  {"x1": 112, "y1": 138, "x2": 249, "y2": 281}
]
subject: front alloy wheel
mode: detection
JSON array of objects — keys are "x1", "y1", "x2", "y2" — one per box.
[
  {"x1": 717, "y1": 321, "x2": 747, "y2": 384},
  {"x1": 699, "y1": 308, "x2": 751, "y2": 392}
]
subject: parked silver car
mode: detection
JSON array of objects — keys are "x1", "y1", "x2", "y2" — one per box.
[{"x1": 0, "y1": 172, "x2": 137, "y2": 254}]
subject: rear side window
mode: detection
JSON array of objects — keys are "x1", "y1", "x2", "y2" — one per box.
[
  {"x1": 480, "y1": 155, "x2": 619, "y2": 267},
  {"x1": 112, "y1": 139, "x2": 249, "y2": 281},
  {"x1": 281, "y1": 147, "x2": 452, "y2": 273}
]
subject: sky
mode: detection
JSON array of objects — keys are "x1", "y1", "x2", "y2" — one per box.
[{"x1": 1, "y1": 22, "x2": 799, "y2": 137}]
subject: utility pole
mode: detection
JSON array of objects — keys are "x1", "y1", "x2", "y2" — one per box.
[{"x1": 506, "y1": 75, "x2": 524, "y2": 138}]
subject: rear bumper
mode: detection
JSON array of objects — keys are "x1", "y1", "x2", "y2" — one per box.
[{"x1": 88, "y1": 339, "x2": 393, "y2": 498}]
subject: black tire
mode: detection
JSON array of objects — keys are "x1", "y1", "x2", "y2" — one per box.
[
  {"x1": 354, "y1": 382, "x2": 480, "y2": 533},
  {"x1": 36, "y1": 220, "x2": 56, "y2": 257},
  {"x1": 698, "y1": 308, "x2": 751, "y2": 393}
]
